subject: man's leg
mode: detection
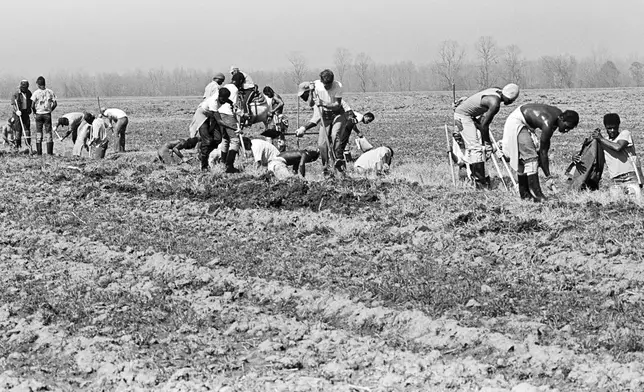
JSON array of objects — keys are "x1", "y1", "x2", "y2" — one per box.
[
  {"x1": 317, "y1": 121, "x2": 331, "y2": 176},
  {"x1": 35, "y1": 114, "x2": 44, "y2": 155},
  {"x1": 113, "y1": 118, "x2": 128, "y2": 152},
  {"x1": 517, "y1": 128, "x2": 545, "y2": 201},
  {"x1": 71, "y1": 124, "x2": 79, "y2": 144},
  {"x1": 12, "y1": 118, "x2": 21, "y2": 149},
  {"x1": 331, "y1": 114, "x2": 349, "y2": 172},
  {"x1": 198, "y1": 119, "x2": 215, "y2": 171},
  {"x1": 224, "y1": 126, "x2": 240, "y2": 173},
  {"x1": 44, "y1": 114, "x2": 54, "y2": 155},
  {"x1": 21, "y1": 113, "x2": 31, "y2": 150},
  {"x1": 458, "y1": 115, "x2": 486, "y2": 188}
]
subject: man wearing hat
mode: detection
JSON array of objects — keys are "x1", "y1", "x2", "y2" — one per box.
[
  {"x1": 203, "y1": 73, "x2": 225, "y2": 100},
  {"x1": 501, "y1": 103, "x2": 579, "y2": 201},
  {"x1": 453, "y1": 83, "x2": 520, "y2": 188},
  {"x1": 11, "y1": 80, "x2": 33, "y2": 151},
  {"x1": 229, "y1": 66, "x2": 254, "y2": 88}
]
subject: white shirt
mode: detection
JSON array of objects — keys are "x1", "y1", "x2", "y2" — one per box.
[
  {"x1": 251, "y1": 139, "x2": 280, "y2": 166},
  {"x1": 313, "y1": 80, "x2": 343, "y2": 105},
  {"x1": 203, "y1": 81, "x2": 220, "y2": 100},
  {"x1": 355, "y1": 147, "x2": 392, "y2": 170},
  {"x1": 200, "y1": 92, "x2": 225, "y2": 112},
  {"x1": 216, "y1": 84, "x2": 239, "y2": 116},
  {"x1": 90, "y1": 118, "x2": 109, "y2": 145},
  {"x1": 104, "y1": 108, "x2": 127, "y2": 120}
]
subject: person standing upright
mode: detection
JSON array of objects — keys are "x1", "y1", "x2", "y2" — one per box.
[
  {"x1": 11, "y1": 80, "x2": 33, "y2": 152},
  {"x1": 31, "y1": 76, "x2": 57, "y2": 155}
]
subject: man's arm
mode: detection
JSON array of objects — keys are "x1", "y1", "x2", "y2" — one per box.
[
  {"x1": 593, "y1": 129, "x2": 629, "y2": 152},
  {"x1": 271, "y1": 95, "x2": 284, "y2": 115},
  {"x1": 477, "y1": 96, "x2": 501, "y2": 145},
  {"x1": 538, "y1": 131, "x2": 554, "y2": 178},
  {"x1": 298, "y1": 155, "x2": 308, "y2": 177},
  {"x1": 51, "y1": 92, "x2": 58, "y2": 111}
]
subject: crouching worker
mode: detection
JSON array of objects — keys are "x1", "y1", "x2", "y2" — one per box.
[
  {"x1": 2, "y1": 118, "x2": 16, "y2": 149},
  {"x1": 55, "y1": 112, "x2": 85, "y2": 144},
  {"x1": 267, "y1": 149, "x2": 320, "y2": 180},
  {"x1": 241, "y1": 136, "x2": 280, "y2": 170},
  {"x1": 89, "y1": 115, "x2": 110, "y2": 159},
  {"x1": 354, "y1": 146, "x2": 394, "y2": 175},
  {"x1": 72, "y1": 113, "x2": 94, "y2": 157},
  {"x1": 590, "y1": 113, "x2": 642, "y2": 200},
  {"x1": 158, "y1": 137, "x2": 199, "y2": 164},
  {"x1": 502, "y1": 103, "x2": 579, "y2": 202}
]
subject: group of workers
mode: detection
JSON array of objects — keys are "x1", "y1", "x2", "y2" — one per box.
[
  {"x1": 3, "y1": 71, "x2": 638, "y2": 202},
  {"x1": 2, "y1": 77, "x2": 129, "y2": 158},
  {"x1": 450, "y1": 84, "x2": 641, "y2": 201},
  {"x1": 159, "y1": 67, "x2": 392, "y2": 180}
]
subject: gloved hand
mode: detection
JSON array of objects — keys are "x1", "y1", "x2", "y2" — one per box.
[
  {"x1": 295, "y1": 126, "x2": 306, "y2": 138},
  {"x1": 16, "y1": 110, "x2": 21, "y2": 116}
]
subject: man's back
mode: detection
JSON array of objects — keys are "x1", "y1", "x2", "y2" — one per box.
[{"x1": 454, "y1": 88, "x2": 499, "y2": 118}]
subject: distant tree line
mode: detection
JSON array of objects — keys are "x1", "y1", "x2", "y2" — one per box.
[{"x1": 2, "y1": 37, "x2": 643, "y2": 98}]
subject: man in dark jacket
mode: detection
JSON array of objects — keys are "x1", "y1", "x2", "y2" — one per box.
[{"x1": 11, "y1": 80, "x2": 32, "y2": 151}]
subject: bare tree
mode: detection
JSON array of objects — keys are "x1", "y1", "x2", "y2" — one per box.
[
  {"x1": 354, "y1": 52, "x2": 373, "y2": 93},
  {"x1": 433, "y1": 40, "x2": 465, "y2": 89},
  {"x1": 334, "y1": 47, "x2": 353, "y2": 85},
  {"x1": 597, "y1": 61, "x2": 620, "y2": 87},
  {"x1": 287, "y1": 51, "x2": 309, "y2": 86},
  {"x1": 541, "y1": 55, "x2": 577, "y2": 88},
  {"x1": 503, "y1": 44, "x2": 525, "y2": 85},
  {"x1": 630, "y1": 62, "x2": 644, "y2": 86},
  {"x1": 475, "y1": 36, "x2": 498, "y2": 88}
]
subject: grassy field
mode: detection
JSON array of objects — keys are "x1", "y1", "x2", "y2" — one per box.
[{"x1": 1, "y1": 89, "x2": 644, "y2": 391}]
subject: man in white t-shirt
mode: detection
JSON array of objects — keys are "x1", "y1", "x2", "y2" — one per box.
[
  {"x1": 242, "y1": 137, "x2": 280, "y2": 169},
  {"x1": 203, "y1": 72, "x2": 225, "y2": 99},
  {"x1": 591, "y1": 113, "x2": 642, "y2": 199},
  {"x1": 297, "y1": 70, "x2": 355, "y2": 176},
  {"x1": 102, "y1": 107, "x2": 128, "y2": 153},
  {"x1": 55, "y1": 112, "x2": 85, "y2": 144},
  {"x1": 89, "y1": 116, "x2": 110, "y2": 159},
  {"x1": 354, "y1": 146, "x2": 394, "y2": 175}
]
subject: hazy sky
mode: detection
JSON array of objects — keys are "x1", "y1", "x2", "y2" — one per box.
[{"x1": 2, "y1": 0, "x2": 643, "y2": 76}]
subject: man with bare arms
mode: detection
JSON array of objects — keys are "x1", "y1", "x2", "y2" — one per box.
[
  {"x1": 453, "y1": 84, "x2": 520, "y2": 188},
  {"x1": 501, "y1": 103, "x2": 579, "y2": 201}
]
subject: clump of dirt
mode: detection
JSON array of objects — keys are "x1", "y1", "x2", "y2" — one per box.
[{"x1": 109, "y1": 174, "x2": 384, "y2": 213}]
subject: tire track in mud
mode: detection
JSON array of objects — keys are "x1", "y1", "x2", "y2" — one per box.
[{"x1": 1, "y1": 222, "x2": 644, "y2": 391}]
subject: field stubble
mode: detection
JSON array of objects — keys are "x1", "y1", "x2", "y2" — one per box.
[{"x1": 1, "y1": 89, "x2": 644, "y2": 391}]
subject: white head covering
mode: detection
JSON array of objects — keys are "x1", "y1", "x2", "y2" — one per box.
[{"x1": 502, "y1": 83, "x2": 520, "y2": 102}]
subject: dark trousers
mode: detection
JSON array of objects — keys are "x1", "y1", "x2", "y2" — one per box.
[
  {"x1": 113, "y1": 117, "x2": 128, "y2": 152},
  {"x1": 35, "y1": 113, "x2": 52, "y2": 143},
  {"x1": 199, "y1": 118, "x2": 222, "y2": 169},
  {"x1": 13, "y1": 113, "x2": 31, "y2": 145}
]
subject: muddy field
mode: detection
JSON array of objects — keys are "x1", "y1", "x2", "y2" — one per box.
[{"x1": 2, "y1": 89, "x2": 644, "y2": 391}]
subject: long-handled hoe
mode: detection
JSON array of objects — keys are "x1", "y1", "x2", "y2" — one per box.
[
  {"x1": 489, "y1": 131, "x2": 518, "y2": 193},
  {"x1": 444, "y1": 124, "x2": 456, "y2": 186},
  {"x1": 14, "y1": 100, "x2": 33, "y2": 155}
]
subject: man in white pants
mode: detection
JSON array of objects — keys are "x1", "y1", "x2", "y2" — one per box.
[{"x1": 453, "y1": 83, "x2": 520, "y2": 188}]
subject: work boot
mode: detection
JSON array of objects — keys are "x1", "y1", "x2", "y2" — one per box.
[
  {"x1": 527, "y1": 174, "x2": 547, "y2": 202},
  {"x1": 517, "y1": 174, "x2": 531, "y2": 199},
  {"x1": 36, "y1": 142, "x2": 42, "y2": 156},
  {"x1": 221, "y1": 151, "x2": 228, "y2": 166},
  {"x1": 46, "y1": 142, "x2": 54, "y2": 155},
  {"x1": 470, "y1": 163, "x2": 489, "y2": 189},
  {"x1": 225, "y1": 150, "x2": 240, "y2": 173}
]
